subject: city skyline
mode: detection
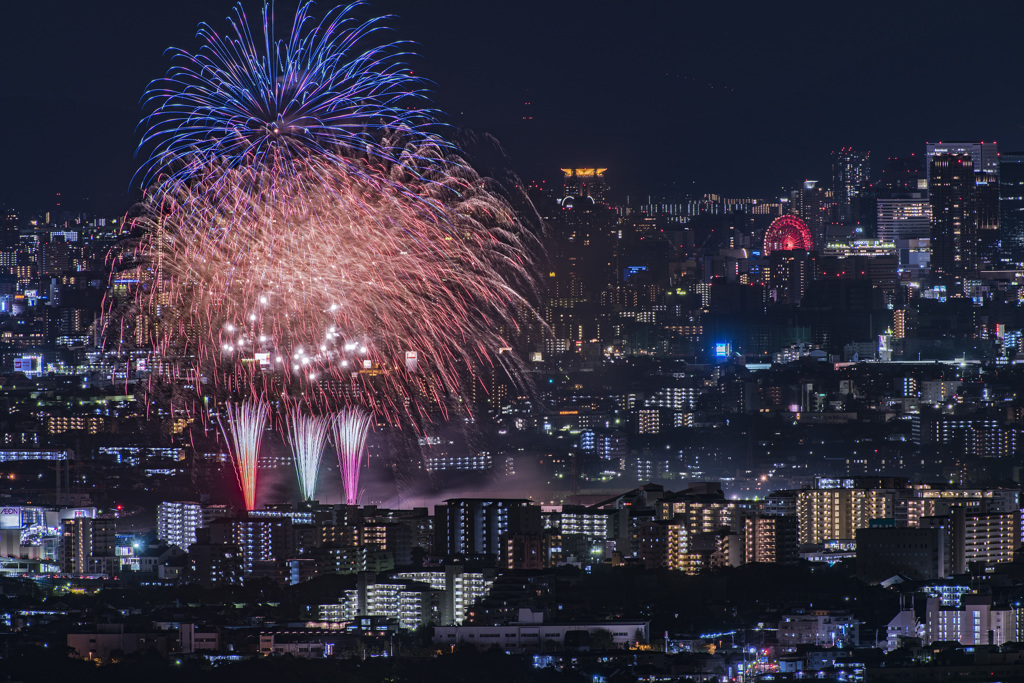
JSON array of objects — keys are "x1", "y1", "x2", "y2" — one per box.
[{"x1": 5, "y1": 2, "x2": 1024, "y2": 679}]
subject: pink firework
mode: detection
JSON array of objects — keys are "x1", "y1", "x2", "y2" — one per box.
[
  {"x1": 332, "y1": 407, "x2": 372, "y2": 505},
  {"x1": 221, "y1": 399, "x2": 269, "y2": 511},
  {"x1": 116, "y1": 136, "x2": 539, "y2": 425}
]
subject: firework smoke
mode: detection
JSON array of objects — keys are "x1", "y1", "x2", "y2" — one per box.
[
  {"x1": 285, "y1": 409, "x2": 329, "y2": 503},
  {"x1": 332, "y1": 407, "x2": 372, "y2": 505},
  {"x1": 221, "y1": 399, "x2": 269, "y2": 511}
]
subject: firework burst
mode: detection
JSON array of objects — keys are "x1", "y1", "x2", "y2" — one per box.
[
  {"x1": 106, "y1": 1, "x2": 541, "y2": 505},
  {"x1": 121, "y1": 116, "x2": 538, "y2": 424},
  {"x1": 139, "y1": 1, "x2": 439, "y2": 197}
]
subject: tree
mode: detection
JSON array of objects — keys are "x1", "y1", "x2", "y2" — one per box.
[{"x1": 589, "y1": 628, "x2": 615, "y2": 650}]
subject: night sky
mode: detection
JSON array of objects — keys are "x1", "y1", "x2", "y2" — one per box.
[{"x1": 3, "y1": 0, "x2": 1022, "y2": 214}]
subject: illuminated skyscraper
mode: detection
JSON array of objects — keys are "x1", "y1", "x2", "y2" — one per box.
[
  {"x1": 925, "y1": 142, "x2": 998, "y2": 267},
  {"x1": 975, "y1": 169, "x2": 1000, "y2": 266},
  {"x1": 925, "y1": 141, "x2": 998, "y2": 182},
  {"x1": 561, "y1": 167, "x2": 608, "y2": 203},
  {"x1": 789, "y1": 180, "x2": 833, "y2": 250},
  {"x1": 766, "y1": 249, "x2": 813, "y2": 306},
  {"x1": 876, "y1": 195, "x2": 931, "y2": 242},
  {"x1": 929, "y1": 153, "x2": 978, "y2": 288},
  {"x1": 831, "y1": 148, "x2": 871, "y2": 224},
  {"x1": 546, "y1": 169, "x2": 618, "y2": 353},
  {"x1": 999, "y1": 152, "x2": 1024, "y2": 264}
]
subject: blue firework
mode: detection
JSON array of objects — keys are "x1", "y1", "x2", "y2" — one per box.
[{"x1": 138, "y1": 1, "x2": 440, "y2": 193}]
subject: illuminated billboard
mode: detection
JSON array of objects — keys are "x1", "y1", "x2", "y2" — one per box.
[
  {"x1": 58, "y1": 507, "x2": 97, "y2": 521},
  {"x1": 0, "y1": 506, "x2": 22, "y2": 529},
  {"x1": 13, "y1": 355, "x2": 42, "y2": 375}
]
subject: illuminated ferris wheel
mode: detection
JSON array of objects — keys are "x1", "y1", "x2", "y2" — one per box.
[{"x1": 763, "y1": 215, "x2": 813, "y2": 255}]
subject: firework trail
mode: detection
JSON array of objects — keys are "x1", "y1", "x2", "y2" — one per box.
[
  {"x1": 284, "y1": 408, "x2": 330, "y2": 502},
  {"x1": 221, "y1": 399, "x2": 269, "y2": 511},
  {"x1": 332, "y1": 407, "x2": 372, "y2": 505}
]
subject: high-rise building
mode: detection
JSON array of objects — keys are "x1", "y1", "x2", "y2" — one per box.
[
  {"x1": 433, "y1": 499, "x2": 542, "y2": 559},
  {"x1": 634, "y1": 518, "x2": 701, "y2": 572},
  {"x1": 976, "y1": 170, "x2": 1000, "y2": 266},
  {"x1": 665, "y1": 521, "x2": 700, "y2": 573},
  {"x1": 929, "y1": 153, "x2": 979, "y2": 287},
  {"x1": 999, "y1": 152, "x2": 1024, "y2": 264},
  {"x1": 796, "y1": 486, "x2": 906, "y2": 545},
  {"x1": 61, "y1": 517, "x2": 94, "y2": 575},
  {"x1": 926, "y1": 142, "x2": 999, "y2": 268},
  {"x1": 635, "y1": 520, "x2": 669, "y2": 570},
  {"x1": 157, "y1": 501, "x2": 203, "y2": 551},
  {"x1": 397, "y1": 566, "x2": 495, "y2": 625},
  {"x1": 657, "y1": 486, "x2": 740, "y2": 534},
  {"x1": 905, "y1": 486, "x2": 1020, "y2": 526},
  {"x1": 561, "y1": 168, "x2": 608, "y2": 203},
  {"x1": 876, "y1": 195, "x2": 931, "y2": 242},
  {"x1": 925, "y1": 141, "x2": 998, "y2": 182},
  {"x1": 832, "y1": 148, "x2": 871, "y2": 224},
  {"x1": 503, "y1": 532, "x2": 559, "y2": 569},
  {"x1": 322, "y1": 575, "x2": 433, "y2": 631},
  {"x1": 767, "y1": 249, "x2": 813, "y2": 306},
  {"x1": 550, "y1": 505, "x2": 623, "y2": 546},
  {"x1": 545, "y1": 173, "x2": 619, "y2": 353},
  {"x1": 744, "y1": 514, "x2": 798, "y2": 564},
  {"x1": 0, "y1": 208, "x2": 18, "y2": 249},
  {"x1": 199, "y1": 517, "x2": 294, "y2": 576},
  {"x1": 61, "y1": 517, "x2": 116, "y2": 575},
  {"x1": 789, "y1": 181, "x2": 833, "y2": 249},
  {"x1": 320, "y1": 567, "x2": 495, "y2": 630},
  {"x1": 949, "y1": 508, "x2": 1021, "y2": 573}
]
